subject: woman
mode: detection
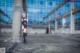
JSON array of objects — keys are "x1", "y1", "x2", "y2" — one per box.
[{"x1": 21, "y1": 13, "x2": 27, "y2": 43}]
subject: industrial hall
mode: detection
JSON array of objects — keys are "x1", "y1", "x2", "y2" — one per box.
[{"x1": 0, "y1": 0, "x2": 80, "y2": 53}]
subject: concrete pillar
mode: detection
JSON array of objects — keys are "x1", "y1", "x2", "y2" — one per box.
[
  {"x1": 62, "y1": 18, "x2": 66, "y2": 29},
  {"x1": 55, "y1": 11, "x2": 58, "y2": 32},
  {"x1": 70, "y1": 2, "x2": 75, "y2": 34},
  {"x1": 12, "y1": 0, "x2": 23, "y2": 43},
  {"x1": 55, "y1": 20, "x2": 57, "y2": 32},
  {"x1": 0, "y1": 12, "x2": 1, "y2": 34},
  {"x1": 48, "y1": 16, "x2": 51, "y2": 34}
]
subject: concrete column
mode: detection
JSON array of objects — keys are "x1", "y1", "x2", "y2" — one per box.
[
  {"x1": 62, "y1": 18, "x2": 66, "y2": 29},
  {"x1": 0, "y1": 12, "x2": 1, "y2": 34},
  {"x1": 12, "y1": 0, "x2": 23, "y2": 43},
  {"x1": 55, "y1": 20, "x2": 57, "y2": 32},
  {"x1": 48, "y1": 16, "x2": 51, "y2": 34},
  {"x1": 55, "y1": 11, "x2": 58, "y2": 32},
  {"x1": 70, "y1": 2, "x2": 75, "y2": 34}
]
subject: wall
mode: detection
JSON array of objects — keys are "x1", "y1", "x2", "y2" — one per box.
[
  {"x1": 1, "y1": 28, "x2": 80, "y2": 34},
  {"x1": 1, "y1": 28, "x2": 12, "y2": 34},
  {"x1": 1, "y1": 28, "x2": 46, "y2": 34},
  {"x1": 27, "y1": 28, "x2": 46, "y2": 34}
]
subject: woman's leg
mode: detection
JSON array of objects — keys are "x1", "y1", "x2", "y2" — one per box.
[{"x1": 23, "y1": 33, "x2": 26, "y2": 43}]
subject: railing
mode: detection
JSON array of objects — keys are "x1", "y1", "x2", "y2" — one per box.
[
  {"x1": 43, "y1": 1, "x2": 80, "y2": 34},
  {"x1": 75, "y1": 26, "x2": 80, "y2": 30},
  {"x1": 0, "y1": 10, "x2": 11, "y2": 23},
  {"x1": 0, "y1": 9, "x2": 12, "y2": 28}
]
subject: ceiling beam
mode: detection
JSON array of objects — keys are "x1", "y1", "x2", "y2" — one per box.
[
  {"x1": 0, "y1": 9, "x2": 10, "y2": 19},
  {"x1": 49, "y1": 7, "x2": 80, "y2": 23},
  {"x1": 43, "y1": 0, "x2": 68, "y2": 19}
]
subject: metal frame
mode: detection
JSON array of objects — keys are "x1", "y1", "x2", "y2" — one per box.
[
  {"x1": 43, "y1": 0, "x2": 68, "y2": 19},
  {"x1": 49, "y1": 7, "x2": 80, "y2": 23}
]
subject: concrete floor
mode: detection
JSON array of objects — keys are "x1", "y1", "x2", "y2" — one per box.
[
  {"x1": 13, "y1": 34, "x2": 80, "y2": 53},
  {"x1": 13, "y1": 43, "x2": 80, "y2": 53},
  {"x1": 0, "y1": 34, "x2": 80, "y2": 53}
]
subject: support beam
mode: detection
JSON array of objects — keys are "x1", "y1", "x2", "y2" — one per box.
[
  {"x1": 22, "y1": 0, "x2": 27, "y2": 19},
  {"x1": 70, "y1": 2, "x2": 75, "y2": 34},
  {"x1": 0, "y1": 11, "x2": 1, "y2": 34},
  {"x1": 48, "y1": 16, "x2": 51, "y2": 34},
  {"x1": 62, "y1": 18, "x2": 66, "y2": 29},
  {"x1": 12, "y1": 0, "x2": 23, "y2": 43},
  {"x1": 55, "y1": 11, "x2": 58, "y2": 32},
  {"x1": 44, "y1": 0, "x2": 68, "y2": 19},
  {"x1": 23, "y1": 0, "x2": 27, "y2": 12},
  {"x1": 55, "y1": 20, "x2": 58, "y2": 32},
  {"x1": 49, "y1": 7, "x2": 80, "y2": 23},
  {"x1": 0, "y1": 9, "x2": 10, "y2": 19}
]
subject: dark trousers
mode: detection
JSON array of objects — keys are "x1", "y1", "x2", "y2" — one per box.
[{"x1": 23, "y1": 33, "x2": 27, "y2": 43}]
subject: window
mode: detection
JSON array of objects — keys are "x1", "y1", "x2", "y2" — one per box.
[
  {"x1": 49, "y1": 1, "x2": 52, "y2": 6},
  {"x1": 40, "y1": 1, "x2": 43, "y2": 5}
]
